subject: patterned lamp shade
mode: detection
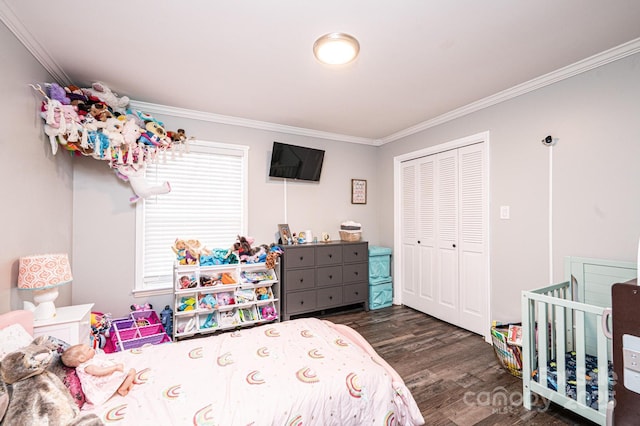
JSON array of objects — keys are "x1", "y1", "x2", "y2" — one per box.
[{"x1": 17, "y1": 253, "x2": 73, "y2": 290}]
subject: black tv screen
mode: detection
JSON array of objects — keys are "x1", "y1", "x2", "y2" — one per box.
[{"x1": 268, "y1": 142, "x2": 325, "y2": 181}]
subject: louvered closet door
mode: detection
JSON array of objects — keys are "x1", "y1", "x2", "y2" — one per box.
[
  {"x1": 457, "y1": 143, "x2": 486, "y2": 336},
  {"x1": 400, "y1": 156, "x2": 437, "y2": 314},
  {"x1": 435, "y1": 149, "x2": 460, "y2": 325},
  {"x1": 400, "y1": 141, "x2": 487, "y2": 336}
]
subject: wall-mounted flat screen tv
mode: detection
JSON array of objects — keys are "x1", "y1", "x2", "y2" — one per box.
[{"x1": 268, "y1": 142, "x2": 325, "y2": 181}]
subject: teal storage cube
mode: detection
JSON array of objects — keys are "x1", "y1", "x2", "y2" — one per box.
[
  {"x1": 369, "y1": 279, "x2": 393, "y2": 310},
  {"x1": 368, "y1": 246, "x2": 392, "y2": 280}
]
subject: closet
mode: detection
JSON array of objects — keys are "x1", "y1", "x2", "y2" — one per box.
[{"x1": 399, "y1": 139, "x2": 487, "y2": 336}]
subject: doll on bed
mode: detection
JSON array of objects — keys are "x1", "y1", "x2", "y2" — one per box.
[{"x1": 61, "y1": 344, "x2": 136, "y2": 405}]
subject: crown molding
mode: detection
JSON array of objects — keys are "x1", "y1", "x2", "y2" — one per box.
[
  {"x1": 0, "y1": 0, "x2": 71, "y2": 84},
  {"x1": 128, "y1": 100, "x2": 379, "y2": 145},
  {"x1": 379, "y1": 37, "x2": 640, "y2": 145}
]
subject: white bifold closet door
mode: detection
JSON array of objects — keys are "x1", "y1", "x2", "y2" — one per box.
[{"x1": 400, "y1": 142, "x2": 486, "y2": 336}]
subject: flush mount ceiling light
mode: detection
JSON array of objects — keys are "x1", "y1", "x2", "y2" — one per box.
[{"x1": 313, "y1": 32, "x2": 360, "y2": 65}]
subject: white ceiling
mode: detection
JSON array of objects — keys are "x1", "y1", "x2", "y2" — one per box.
[{"x1": 2, "y1": 1, "x2": 640, "y2": 144}]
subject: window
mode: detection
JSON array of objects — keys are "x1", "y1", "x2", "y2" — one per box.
[{"x1": 133, "y1": 140, "x2": 248, "y2": 296}]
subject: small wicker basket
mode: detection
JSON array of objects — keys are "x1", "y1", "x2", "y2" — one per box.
[
  {"x1": 339, "y1": 230, "x2": 361, "y2": 242},
  {"x1": 490, "y1": 326, "x2": 522, "y2": 378}
]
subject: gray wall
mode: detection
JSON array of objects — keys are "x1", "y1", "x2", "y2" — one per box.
[
  {"x1": 376, "y1": 53, "x2": 640, "y2": 322},
  {"x1": 0, "y1": 23, "x2": 73, "y2": 313},
  {"x1": 72, "y1": 116, "x2": 379, "y2": 318}
]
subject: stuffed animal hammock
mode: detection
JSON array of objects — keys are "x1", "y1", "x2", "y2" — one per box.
[{"x1": 32, "y1": 81, "x2": 191, "y2": 203}]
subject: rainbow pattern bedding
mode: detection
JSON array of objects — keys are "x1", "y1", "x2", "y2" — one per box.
[{"x1": 82, "y1": 317, "x2": 425, "y2": 425}]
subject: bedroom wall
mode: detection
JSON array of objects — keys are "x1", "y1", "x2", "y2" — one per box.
[
  {"x1": 72, "y1": 117, "x2": 379, "y2": 317},
  {"x1": 0, "y1": 23, "x2": 73, "y2": 314},
  {"x1": 376, "y1": 52, "x2": 640, "y2": 323}
]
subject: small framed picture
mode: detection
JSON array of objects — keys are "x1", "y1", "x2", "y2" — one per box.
[
  {"x1": 278, "y1": 223, "x2": 292, "y2": 245},
  {"x1": 351, "y1": 179, "x2": 367, "y2": 204}
]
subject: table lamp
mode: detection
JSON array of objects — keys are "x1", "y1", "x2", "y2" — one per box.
[{"x1": 17, "y1": 253, "x2": 72, "y2": 321}]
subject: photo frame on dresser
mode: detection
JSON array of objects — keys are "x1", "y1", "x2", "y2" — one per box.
[{"x1": 278, "y1": 224, "x2": 292, "y2": 245}]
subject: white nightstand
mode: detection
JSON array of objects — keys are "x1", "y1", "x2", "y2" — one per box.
[{"x1": 33, "y1": 303, "x2": 94, "y2": 345}]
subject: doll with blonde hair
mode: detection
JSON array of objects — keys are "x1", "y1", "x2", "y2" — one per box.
[{"x1": 61, "y1": 344, "x2": 136, "y2": 405}]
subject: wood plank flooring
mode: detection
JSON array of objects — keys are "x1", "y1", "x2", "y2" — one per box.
[{"x1": 319, "y1": 305, "x2": 596, "y2": 426}]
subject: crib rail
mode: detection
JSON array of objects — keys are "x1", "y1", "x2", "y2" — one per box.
[{"x1": 522, "y1": 280, "x2": 611, "y2": 425}]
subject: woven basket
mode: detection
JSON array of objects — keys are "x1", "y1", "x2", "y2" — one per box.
[
  {"x1": 490, "y1": 326, "x2": 522, "y2": 378},
  {"x1": 339, "y1": 230, "x2": 361, "y2": 242}
]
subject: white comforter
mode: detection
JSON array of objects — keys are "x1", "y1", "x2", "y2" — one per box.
[{"x1": 83, "y1": 317, "x2": 424, "y2": 425}]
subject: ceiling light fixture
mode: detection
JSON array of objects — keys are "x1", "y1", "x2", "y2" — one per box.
[{"x1": 313, "y1": 32, "x2": 360, "y2": 65}]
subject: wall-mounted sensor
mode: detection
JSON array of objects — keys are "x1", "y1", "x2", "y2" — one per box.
[{"x1": 541, "y1": 135, "x2": 558, "y2": 146}]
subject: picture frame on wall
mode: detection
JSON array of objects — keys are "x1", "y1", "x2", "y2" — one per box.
[
  {"x1": 278, "y1": 223, "x2": 292, "y2": 245},
  {"x1": 351, "y1": 179, "x2": 367, "y2": 204}
]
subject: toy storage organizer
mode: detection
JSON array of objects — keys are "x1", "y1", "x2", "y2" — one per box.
[
  {"x1": 173, "y1": 262, "x2": 280, "y2": 339},
  {"x1": 368, "y1": 246, "x2": 393, "y2": 310},
  {"x1": 104, "y1": 310, "x2": 171, "y2": 353},
  {"x1": 521, "y1": 257, "x2": 636, "y2": 426}
]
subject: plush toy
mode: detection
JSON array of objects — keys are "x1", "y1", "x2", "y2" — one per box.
[
  {"x1": 130, "y1": 303, "x2": 153, "y2": 311},
  {"x1": 82, "y1": 82, "x2": 130, "y2": 114},
  {"x1": 47, "y1": 82, "x2": 71, "y2": 105},
  {"x1": 265, "y1": 245, "x2": 284, "y2": 270},
  {"x1": 199, "y1": 293, "x2": 218, "y2": 310},
  {"x1": 115, "y1": 164, "x2": 171, "y2": 203},
  {"x1": 261, "y1": 305, "x2": 277, "y2": 321},
  {"x1": 255, "y1": 287, "x2": 269, "y2": 300},
  {"x1": 178, "y1": 297, "x2": 196, "y2": 312},
  {"x1": 0, "y1": 336, "x2": 102, "y2": 425}
]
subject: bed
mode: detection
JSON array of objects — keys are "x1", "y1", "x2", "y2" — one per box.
[
  {"x1": 521, "y1": 256, "x2": 636, "y2": 425},
  {"x1": 0, "y1": 310, "x2": 424, "y2": 425}
]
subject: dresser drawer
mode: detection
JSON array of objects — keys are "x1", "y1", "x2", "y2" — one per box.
[
  {"x1": 285, "y1": 268, "x2": 315, "y2": 291},
  {"x1": 285, "y1": 290, "x2": 317, "y2": 314},
  {"x1": 317, "y1": 287, "x2": 343, "y2": 309},
  {"x1": 284, "y1": 247, "x2": 315, "y2": 268},
  {"x1": 343, "y1": 243, "x2": 368, "y2": 263},
  {"x1": 343, "y1": 283, "x2": 368, "y2": 304},
  {"x1": 316, "y1": 266, "x2": 343, "y2": 287},
  {"x1": 316, "y1": 245, "x2": 342, "y2": 266},
  {"x1": 343, "y1": 262, "x2": 368, "y2": 283}
]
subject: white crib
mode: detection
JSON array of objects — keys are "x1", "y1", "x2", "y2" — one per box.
[{"x1": 521, "y1": 256, "x2": 636, "y2": 425}]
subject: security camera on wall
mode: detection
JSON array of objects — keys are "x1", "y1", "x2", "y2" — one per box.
[{"x1": 541, "y1": 135, "x2": 558, "y2": 146}]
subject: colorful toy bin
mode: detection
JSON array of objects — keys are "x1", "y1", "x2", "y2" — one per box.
[{"x1": 104, "y1": 310, "x2": 171, "y2": 353}]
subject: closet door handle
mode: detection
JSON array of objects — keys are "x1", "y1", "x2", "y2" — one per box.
[{"x1": 452, "y1": 244, "x2": 456, "y2": 248}]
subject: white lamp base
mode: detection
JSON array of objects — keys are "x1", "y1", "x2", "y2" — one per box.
[{"x1": 23, "y1": 287, "x2": 60, "y2": 321}]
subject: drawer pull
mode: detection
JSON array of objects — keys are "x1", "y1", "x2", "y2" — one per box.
[
  {"x1": 300, "y1": 300, "x2": 304, "y2": 305},
  {"x1": 355, "y1": 291, "x2": 359, "y2": 295},
  {"x1": 354, "y1": 251, "x2": 358, "y2": 256},
  {"x1": 299, "y1": 278, "x2": 304, "y2": 283},
  {"x1": 329, "y1": 296, "x2": 333, "y2": 300},
  {"x1": 299, "y1": 256, "x2": 304, "y2": 261},
  {"x1": 354, "y1": 271, "x2": 359, "y2": 276},
  {"x1": 328, "y1": 254, "x2": 332, "y2": 258},
  {"x1": 329, "y1": 275, "x2": 333, "y2": 279}
]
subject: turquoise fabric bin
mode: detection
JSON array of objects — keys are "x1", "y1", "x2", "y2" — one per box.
[
  {"x1": 368, "y1": 246, "x2": 392, "y2": 310},
  {"x1": 370, "y1": 279, "x2": 393, "y2": 310},
  {"x1": 369, "y1": 246, "x2": 392, "y2": 280}
]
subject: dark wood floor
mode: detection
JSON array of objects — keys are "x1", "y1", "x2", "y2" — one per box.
[{"x1": 319, "y1": 305, "x2": 596, "y2": 426}]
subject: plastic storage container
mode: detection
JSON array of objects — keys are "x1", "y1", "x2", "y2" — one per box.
[
  {"x1": 368, "y1": 246, "x2": 393, "y2": 310},
  {"x1": 104, "y1": 310, "x2": 171, "y2": 353}
]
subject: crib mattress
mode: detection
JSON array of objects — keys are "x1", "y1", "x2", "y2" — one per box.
[{"x1": 533, "y1": 351, "x2": 613, "y2": 410}]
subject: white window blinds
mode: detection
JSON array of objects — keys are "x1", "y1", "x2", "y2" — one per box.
[{"x1": 134, "y1": 140, "x2": 248, "y2": 294}]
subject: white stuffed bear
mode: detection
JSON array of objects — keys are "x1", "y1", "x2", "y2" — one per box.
[
  {"x1": 115, "y1": 164, "x2": 171, "y2": 203},
  {"x1": 82, "y1": 82, "x2": 130, "y2": 115}
]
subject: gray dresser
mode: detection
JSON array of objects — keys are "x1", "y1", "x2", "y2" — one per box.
[{"x1": 279, "y1": 241, "x2": 369, "y2": 320}]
